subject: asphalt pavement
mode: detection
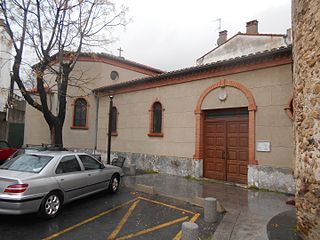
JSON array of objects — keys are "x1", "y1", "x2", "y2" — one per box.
[
  {"x1": 123, "y1": 173, "x2": 295, "y2": 240},
  {"x1": 0, "y1": 185, "x2": 220, "y2": 240}
]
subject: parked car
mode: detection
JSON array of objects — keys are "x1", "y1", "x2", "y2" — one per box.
[
  {"x1": 0, "y1": 140, "x2": 16, "y2": 165},
  {"x1": 0, "y1": 151, "x2": 123, "y2": 218}
]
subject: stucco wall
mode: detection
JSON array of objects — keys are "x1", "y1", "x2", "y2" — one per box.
[
  {"x1": 106, "y1": 64, "x2": 294, "y2": 169},
  {"x1": 24, "y1": 60, "x2": 152, "y2": 149},
  {"x1": 71, "y1": 60, "x2": 150, "y2": 90},
  {"x1": 24, "y1": 96, "x2": 51, "y2": 145}
]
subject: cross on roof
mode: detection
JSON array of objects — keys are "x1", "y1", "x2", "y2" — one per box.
[{"x1": 117, "y1": 47, "x2": 123, "y2": 57}]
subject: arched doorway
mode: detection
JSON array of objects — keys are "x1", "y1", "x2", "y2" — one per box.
[{"x1": 194, "y1": 79, "x2": 257, "y2": 183}]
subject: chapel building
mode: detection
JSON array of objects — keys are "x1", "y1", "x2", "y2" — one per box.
[{"x1": 25, "y1": 20, "x2": 295, "y2": 193}]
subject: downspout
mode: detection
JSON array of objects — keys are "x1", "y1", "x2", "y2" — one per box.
[{"x1": 93, "y1": 94, "x2": 99, "y2": 156}]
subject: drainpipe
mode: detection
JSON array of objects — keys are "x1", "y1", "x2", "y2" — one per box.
[
  {"x1": 93, "y1": 94, "x2": 99, "y2": 156},
  {"x1": 107, "y1": 95, "x2": 113, "y2": 164}
]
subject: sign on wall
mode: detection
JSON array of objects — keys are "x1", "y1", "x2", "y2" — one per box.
[{"x1": 256, "y1": 141, "x2": 271, "y2": 152}]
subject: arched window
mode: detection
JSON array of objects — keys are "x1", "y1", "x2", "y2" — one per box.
[
  {"x1": 73, "y1": 98, "x2": 88, "y2": 128},
  {"x1": 148, "y1": 101, "x2": 164, "y2": 137},
  {"x1": 110, "y1": 106, "x2": 118, "y2": 135}
]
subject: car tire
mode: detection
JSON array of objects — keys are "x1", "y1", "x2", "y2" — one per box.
[
  {"x1": 108, "y1": 174, "x2": 120, "y2": 193},
  {"x1": 38, "y1": 192, "x2": 62, "y2": 219}
]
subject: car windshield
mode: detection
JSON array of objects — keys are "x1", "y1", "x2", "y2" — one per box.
[{"x1": 0, "y1": 154, "x2": 53, "y2": 173}]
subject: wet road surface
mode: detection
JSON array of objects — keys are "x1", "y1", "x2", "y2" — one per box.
[{"x1": 0, "y1": 187, "x2": 219, "y2": 240}]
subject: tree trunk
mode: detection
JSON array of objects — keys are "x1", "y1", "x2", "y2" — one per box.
[
  {"x1": 50, "y1": 122, "x2": 63, "y2": 146},
  {"x1": 293, "y1": 0, "x2": 320, "y2": 239}
]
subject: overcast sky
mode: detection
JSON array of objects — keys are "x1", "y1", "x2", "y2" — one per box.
[{"x1": 107, "y1": 0, "x2": 292, "y2": 71}]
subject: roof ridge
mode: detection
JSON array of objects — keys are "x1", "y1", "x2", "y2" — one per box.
[
  {"x1": 94, "y1": 45, "x2": 292, "y2": 93},
  {"x1": 79, "y1": 52, "x2": 164, "y2": 74}
]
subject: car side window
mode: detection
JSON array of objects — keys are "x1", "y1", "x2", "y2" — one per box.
[
  {"x1": 55, "y1": 155, "x2": 81, "y2": 174},
  {"x1": 79, "y1": 155, "x2": 102, "y2": 170},
  {"x1": 0, "y1": 141, "x2": 9, "y2": 148}
]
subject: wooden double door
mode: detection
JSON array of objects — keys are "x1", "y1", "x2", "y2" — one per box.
[{"x1": 203, "y1": 108, "x2": 249, "y2": 184}]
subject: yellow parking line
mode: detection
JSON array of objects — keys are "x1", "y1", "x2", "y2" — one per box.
[
  {"x1": 138, "y1": 196, "x2": 196, "y2": 215},
  {"x1": 116, "y1": 216, "x2": 189, "y2": 240},
  {"x1": 107, "y1": 200, "x2": 140, "y2": 240},
  {"x1": 42, "y1": 198, "x2": 139, "y2": 240},
  {"x1": 189, "y1": 213, "x2": 201, "y2": 222},
  {"x1": 172, "y1": 213, "x2": 201, "y2": 240}
]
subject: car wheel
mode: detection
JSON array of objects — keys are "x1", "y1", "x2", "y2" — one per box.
[
  {"x1": 39, "y1": 192, "x2": 62, "y2": 219},
  {"x1": 108, "y1": 174, "x2": 120, "y2": 193}
]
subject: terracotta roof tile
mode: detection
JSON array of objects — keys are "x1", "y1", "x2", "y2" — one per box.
[{"x1": 93, "y1": 45, "x2": 292, "y2": 94}]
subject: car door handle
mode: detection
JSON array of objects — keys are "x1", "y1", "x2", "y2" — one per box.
[
  {"x1": 60, "y1": 178, "x2": 64, "y2": 181},
  {"x1": 88, "y1": 173, "x2": 91, "y2": 176}
]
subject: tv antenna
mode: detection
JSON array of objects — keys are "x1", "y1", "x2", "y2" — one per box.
[{"x1": 213, "y1": 18, "x2": 222, "y2": 31}]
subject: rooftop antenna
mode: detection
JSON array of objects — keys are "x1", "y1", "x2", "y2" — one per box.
[{"x1": 213, "y1": 18, "x2": 222, "y2": 32}]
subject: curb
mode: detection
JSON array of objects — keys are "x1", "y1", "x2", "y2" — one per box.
[{"x1": 132, "y1": 184, "x2": 226, "y2": 213}]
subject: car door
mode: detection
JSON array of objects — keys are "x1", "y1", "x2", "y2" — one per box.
[
  {"x1": 54, "y1": 155, "x2": 88, "y2": 201},
  {"x1": 78, "y1": 155, "x2": 111, "y2": 192}
]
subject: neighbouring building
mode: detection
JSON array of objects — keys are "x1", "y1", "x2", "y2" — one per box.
[
  {"x1": 25, "y1": 20, "x2": 295, "y2": 193},
  {"x1": 293, "y1": 0, "x2": 320, "y2": 239},
  {"x1": 0, "y1": 19, "x2": 25, "y2": 147}
]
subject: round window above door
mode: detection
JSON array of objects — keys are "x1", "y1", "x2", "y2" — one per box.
[{"x1": 110, "y1": 71, "x2": 119, "y2": 80}]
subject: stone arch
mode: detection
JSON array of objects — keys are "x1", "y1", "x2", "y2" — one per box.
[{"x1": 194, "y1": 79, "x2": 257, "y2": 166}]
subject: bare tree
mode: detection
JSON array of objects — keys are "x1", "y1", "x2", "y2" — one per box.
[{"x1": 0, "y1": 0, "x2": 126, "y2": 145}]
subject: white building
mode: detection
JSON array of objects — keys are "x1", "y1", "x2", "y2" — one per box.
[
  {"x1": 0, "y1": 19, "x2": 25, "y2": 147},
  {"x1": 197, "y1": 20, "x2": 292, "y2": 65},
  {"x1": 0, "y1": 19, "x2": 12, "y2": 112}
]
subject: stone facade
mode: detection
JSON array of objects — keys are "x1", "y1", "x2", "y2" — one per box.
[
  {"x1": 293, "y1": 0, "x2": 320, "y2": 239},
  {"x1": 112, "y1": 151, "x2": 203, "y2": 178},
  {"x1": 248, "y1": 165, "x2": 295, "y2": 194}
]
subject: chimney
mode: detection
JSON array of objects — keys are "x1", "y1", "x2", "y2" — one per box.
[
  {"x1": 217, "y1": 30, "x2": 228, "y2": 46},
  {"x1": 286, "y1": 28, "x2": 292, "y2": 44},
  {"x1": 246, "y1": 20, "x2": 258, "y2": 34}
]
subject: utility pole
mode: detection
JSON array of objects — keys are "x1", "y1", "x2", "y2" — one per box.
[{"x1": 107, "y1": 95, "x2": 113, "y2": 164}]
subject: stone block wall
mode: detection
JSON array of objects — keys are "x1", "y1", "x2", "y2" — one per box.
[
  {"x1": 112, "y1": 151, "x2": 203, "y2": 178},
  {"x1": 293, "y1": 0, "x2": 320, "y2": 239},
  {"x1": 248, "y1": 165, "x2": 295, "y2": 194}
]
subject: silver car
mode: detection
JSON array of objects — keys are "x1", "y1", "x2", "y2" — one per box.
[{"x1": 0, "y1": 151, "x2": 124, "y2": 218}]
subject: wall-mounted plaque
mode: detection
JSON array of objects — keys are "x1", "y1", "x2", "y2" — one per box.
[{"x1": 256, "y1": 141, "x2": 271, "y2": 152}]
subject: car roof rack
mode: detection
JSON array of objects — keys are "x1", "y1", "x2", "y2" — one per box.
[{"x1": 25, "y1": 144, "x2": 68, "y2": 151}]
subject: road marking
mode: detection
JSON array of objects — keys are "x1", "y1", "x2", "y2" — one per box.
[
  {"x1": 172, "y1": 213, "x2": 201, "y2": 240},
  {"x1": 138, "y1": 196, "x2": 196, "y2": 215},
  {"x1": 42, "y1": 196, "x2": 200, "y2": 240},
  {"x1": 116, "y1": 216, "x2": 189, "y2": 240},
  {"x1": 42, "y1": 198, "x2": 139, "y2": 240},
  {"x1": 107, "y1": 200, "x2": 140, "y2": 240}
]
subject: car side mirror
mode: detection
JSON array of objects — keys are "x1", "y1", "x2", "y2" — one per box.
[{"x1": 100, "y1": 164, "x2": 105, "y2": 169}]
